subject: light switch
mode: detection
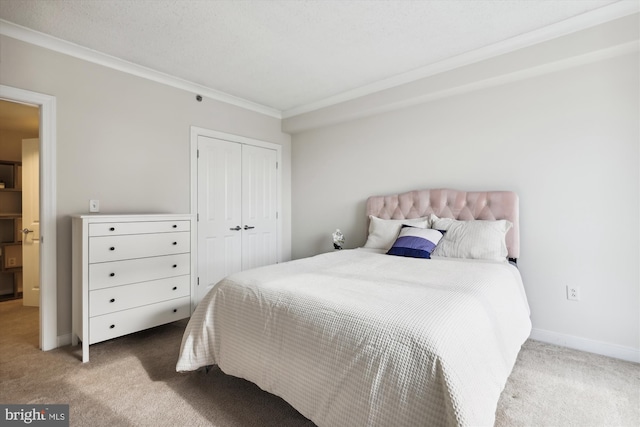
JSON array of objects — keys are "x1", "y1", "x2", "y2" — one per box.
[{"x1": 89, "y1": 200, "x2": 100, "y2": 213}]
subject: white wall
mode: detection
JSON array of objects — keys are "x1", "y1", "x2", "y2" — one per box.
[
  {"x1": 0, "y1": 35, "x2": 292, "y2": 338},
  {"x1": 291, "y1": 52, "x2": 639, "y2": 359}
]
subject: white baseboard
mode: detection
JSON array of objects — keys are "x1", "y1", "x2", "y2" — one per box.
[
  {"x1": 57, "y1": 333, "x2": 72, "y2": 348},
  {"x1": 54, "y1": 329, "x2": 639, "y2": 363},
  {"x1": 530, "y1": 328, "x2": 639, "y2": 363}
]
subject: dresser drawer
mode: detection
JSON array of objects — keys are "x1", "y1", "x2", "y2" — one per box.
[
  {"x1": 89, "y1": 275, "x2": 190, "y2": 317},
  {"x1": 89, "y1": 220, "x2": 190, "y2": 237},
  {"x1": 89, "y1": 296, "x2": 191, "y2": 345},
  {"x1": 89, "y1": 231, "x2": 190, "y2": 263},
  {"x1": 89, "y1": 253, "x2": 190, "y2": 290}
]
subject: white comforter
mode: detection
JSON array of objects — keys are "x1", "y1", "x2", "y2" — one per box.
[{"x1": 176, "y1": 249, "x2": 531, "y2": 427}]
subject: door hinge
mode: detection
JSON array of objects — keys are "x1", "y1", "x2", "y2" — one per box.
[
  {"x1": 197, "y1": 277, "x2": 200, "y2": 286},
  {"x1": 276, "y1": 161, "x2": 278, "y2": 169},
  {"x1": 276, "y1": 211, "x2": 279, "y2": 219},
  {"x1": 197, "y1": 213, "x2": 199, "y2": 222},
  {"x1": 197, "y1": 149, "x2": 200, "y2": 158}
]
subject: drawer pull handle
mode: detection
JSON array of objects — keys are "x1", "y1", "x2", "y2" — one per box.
[
  {"x1": 173, "y1": 309, "x2": 177, "y2": 313},
  {"x1": 109, "y1": 298, "x2": 115, "y2": 303},
  {"x1": 172, "y1": 242, "x2": 177, "y2": 245},
  {"x1": 172, "y1": 224, "x2": 177, "y2": 228},
  {"x1": 172, "y1": 264, "x2": 177, "y2": 268},
  {"x1": 109, "y1": 246, "x2": 115, "y2": 251},
  {"x1": 172, "y1": 286, "x2": 177, "y2": 291},
  {"x1": 109, "y1": 273, "x2": 115, "y2": 277},
  {"x1": 109, "y1": 227, "x2": 115, "y2": 231},
  {"x1": 110, "y1": 324, "x2": 115, "y2": 329}
]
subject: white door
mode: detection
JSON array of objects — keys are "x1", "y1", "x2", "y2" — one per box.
[
  {"x1": 22, "y1": 138, "x2": 40, "y2": 307},
  {"x1": 195, "y1": 136, "x2": 278, "y2": 305},
  {"x1": 241, "y1": 144, "x2": 278, "y2": 270},
  {"x1": 196, "y1": 136, "x2": 242, "y2": 304}
]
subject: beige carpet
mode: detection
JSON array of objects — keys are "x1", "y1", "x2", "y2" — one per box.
[{"x1": 1, "y1": 299, "x2": 638, "y2": 427}]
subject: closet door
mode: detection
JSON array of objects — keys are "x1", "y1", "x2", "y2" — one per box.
[
  {"x1": 197, "y1": 136, "x2": 242, "y2": 303},
  {"x1": 196, "y1": 136, "x2": 278, "y2": 305},
  {"x1": 241, "y1": 144, "x2": 278, "y2": 270}
]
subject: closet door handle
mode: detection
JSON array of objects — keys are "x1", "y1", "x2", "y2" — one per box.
[
  {"x1": 230, "y1": 226, "x2": 241, "y2": 231},
  {"x1": 243, "y1": 225, "x2": 255, "y2": 230}
]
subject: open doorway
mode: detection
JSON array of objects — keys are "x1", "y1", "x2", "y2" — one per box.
[
  {"x1": 0, "y1": 85, "x2": 57, "y2": 352},
  {"x1": 0, "y1": 99, "x2": 40, "y2": 346}
]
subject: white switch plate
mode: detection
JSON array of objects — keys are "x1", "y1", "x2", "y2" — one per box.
[{"x1": 89, "y1": 199, "x2": 100, "y2": 213}]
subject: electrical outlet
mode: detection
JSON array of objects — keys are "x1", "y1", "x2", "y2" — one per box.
[
  {"x1": 566, "y1": 285, "x2": 580, "y2": 301},
  {"x1": 89, "y1": 199, "x2": 100, "y2": 213},
  {"x1": 7, "y1": 257, "x2": 16, "y2": 267}
]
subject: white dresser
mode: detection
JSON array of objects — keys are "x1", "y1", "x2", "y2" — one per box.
[{"x1": 72, "y1": 214, "x2": 195, "y2": 362}]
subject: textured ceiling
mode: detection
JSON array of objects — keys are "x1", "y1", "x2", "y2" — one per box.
[{"x1": 0, "y1": 0, "x2": 624, "y2": 113}]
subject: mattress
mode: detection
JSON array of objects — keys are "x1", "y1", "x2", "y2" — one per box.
[{"x1": 176, "y1": 248, "x2": 531, "y2": 427}]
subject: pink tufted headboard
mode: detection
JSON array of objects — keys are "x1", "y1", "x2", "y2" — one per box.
[{"x1": 366, "y1": 189, "x2": 520, "y2": 259}]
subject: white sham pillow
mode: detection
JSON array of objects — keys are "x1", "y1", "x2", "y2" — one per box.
[
  {"x1": 431, "y1": 218, "x2": 512, "y2": 261},
  {"x1": 363, "y1": 216, "x2": 429, "y2": 250},
  {"x1": 430, "y1": 214, "x2": 456, "y2": 231}
]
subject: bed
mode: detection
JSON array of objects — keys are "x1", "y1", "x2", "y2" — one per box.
[{"x1": 176, "y1": 188, "x2": 532, "y2": 427}]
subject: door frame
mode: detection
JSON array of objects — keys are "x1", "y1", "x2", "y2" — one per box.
[
  {"x1": 0, "y1": 85, "x2": 57, "y2": 351},
  {"x1": 190, "y1": 126, "x2": 282, "y2": 306}
]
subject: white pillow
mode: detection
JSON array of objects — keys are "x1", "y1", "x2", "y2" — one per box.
[
  {"x1": 363, "y1": 216, "x2": 429, "y2": 250},
  {"x1": 430, "y1": 214, "x2": 456, "y2": 231},
  {"x1": 431, "y1": 219, "x2": 512, "y2": 261}
]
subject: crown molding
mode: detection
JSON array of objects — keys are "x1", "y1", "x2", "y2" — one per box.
[
  {"x1": 282, "y1": 1, "x2": 640, "y2": 119},
  {"x1": 282, "y1": 40, "x2": 639, "y2": 134},
  {"x1": 0, "y1": 19, "x2": 282, "y2": 119},
  {"x1": 1, "y1": 0, "x2": 637, "y2": 123}
]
